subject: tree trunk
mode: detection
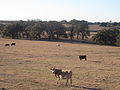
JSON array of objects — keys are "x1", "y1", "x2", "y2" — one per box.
[{"x1": 81, "y1": 32, "x2": 84, "y2": 40}]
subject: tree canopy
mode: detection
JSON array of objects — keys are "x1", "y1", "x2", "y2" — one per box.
[
  {"x1": 0, "y1": 19, "x2": 90, "y2": 41},
  {"x1": 92, "y1": 29, "x2": 120, "y2": 45}
]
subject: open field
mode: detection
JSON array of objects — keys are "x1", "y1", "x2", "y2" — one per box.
[{"x1": 0, "y1": 38, "x2": 120, "y2": 90}]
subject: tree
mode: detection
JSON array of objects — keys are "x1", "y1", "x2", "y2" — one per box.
[
  {"x1": 16, "y1": 21, "x2": 27, "y2": 38},
  {"x1": 69, "y1": 20, "x2": 90, "y2": 40},
  {"x1": 69, "y1": 19, "x2": 80, "y2": 25},
  {"x1": 53, "y1": 22, "x2": 66, "y2": 39},
  {"x1": 92, "y1": 29, "x2": 120, "y2": 45},
  {"x1": 2, "y1": 21, "x2": 27, "y2": 39},
  {"x1": 100, "y1": 22, "x2": 108, "y2": 27},
  {"x1": 24, "y1": 22, "x2": 45, "y2": 40},
  {"x1": 3, "y1": 24, "x2": 19, "y2": 39},
  {"x1": 74, "y1": 21, "x2": 89, "y2": 40},
  {"x1": 112, "y1": 22, "x2": 119, "y2": 26},
  {"x1": 45, "y1": 21, "x2": 66, "y2": 40},
  {"x1": 69, "y1": 25, "x2": 74, "y2": 40},
  {"x1": 31, "y1": 23, "x2": 45, "y2": 39},
  {"x1": 0, "y1": 24, "x2": 5, "y2": 37},
  {"x1": 116, "y1": 34, "x2": 120, "y2": 46},
  {"x1": 69, "y1": 19, "x2": 79, "y2": 40}
]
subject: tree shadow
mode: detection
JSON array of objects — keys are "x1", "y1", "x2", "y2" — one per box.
[
  {"x1": 26, "y1": 38, "x2": 96, "y2": 45},
  {"x1": 41, "y1": 39, "x2": 96, "y2": 44},
  {"x1": 72, "y1": 85, "x2": 102, "y2": 90}
]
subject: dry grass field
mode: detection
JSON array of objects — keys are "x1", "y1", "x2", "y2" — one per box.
[{"x1": 0, "y1": 38, "x2": 120, "y2": 90}]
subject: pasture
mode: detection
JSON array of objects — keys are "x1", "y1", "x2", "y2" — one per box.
[{"x1": 0, "y1": 38, "x2": 120, "y2": 90}]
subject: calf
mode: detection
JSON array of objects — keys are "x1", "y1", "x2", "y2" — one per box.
[
  {"x1": 5, "y1": 44, "x2": 10, "y2": 46},
  {"x1": 51, "y1": 68, "x2": 72, "y2": 85},
  {"x1": 11, "y1": 42, "x2": 16, "y2": 46},
  {"x1": 79, "y1": 55, "x2": 87, "y2": 60}
]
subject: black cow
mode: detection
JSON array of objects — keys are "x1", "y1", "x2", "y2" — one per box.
[
  {"x1": 1, "y1": 88, "x2": 8, "y2": 90},
  {"x1": 11, "y1": 43, "x2": 16, "y2": 46},
  {"x1": 79, "y1": 55, "x2": 87, "y2": 60},
  {"x1": 5, "y1": 44, "x2": 10, "y2": 46}
]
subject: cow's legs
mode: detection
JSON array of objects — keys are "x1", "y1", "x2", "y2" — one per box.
[
  {"x1": 57, "y1": 75, "x2": 60, "y2": 84},
  {"x1": 70, "y1": 78, "x2": 72, "y2": 86},
  {"x1": 65, "y1": 78, "x2": 69, "y2": 85}
]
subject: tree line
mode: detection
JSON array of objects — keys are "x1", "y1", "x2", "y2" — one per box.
[
  {"x1": 0, "y1": 19, "x2": 120, "y2": 46},
  {"x1": 0, "y1": 19, "x2": 90, "y2": 40}
]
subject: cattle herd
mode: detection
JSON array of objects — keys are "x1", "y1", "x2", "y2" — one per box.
[
  {"x1": 51, "y1": 55, "x2": 86, "y2": 86},
  {"x1": 51, "y1": 44, "x2": 87, "y2": 86},
  {"x1": 4, "y1": 42, "x2": 87, "y2": 86},
  {"x1": 5, "y1": 42, "x2": 16, "y2": 46}
]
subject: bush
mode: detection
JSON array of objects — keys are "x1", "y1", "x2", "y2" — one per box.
[{"x1": 92, "y1": 29, "x2": 120, "y2": 45}]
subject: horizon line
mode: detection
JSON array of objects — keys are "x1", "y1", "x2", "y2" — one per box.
[{"x1": 0, "y1": 19, "x2": 119, "y2": 23}]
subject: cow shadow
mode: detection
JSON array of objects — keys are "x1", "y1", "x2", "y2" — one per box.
[{"x1": 71, "y1": 85, "x2": 102, "y2": 90}]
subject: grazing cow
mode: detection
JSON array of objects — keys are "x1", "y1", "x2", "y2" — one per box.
[
  {"x1": 5, "y1": 44, "x2": 10, "y2": 46},
  {"x1": 11, "y1": 42, "x2": 16, "y2": 46},
  {"x1": 51, "y1": 68, "x2": 72, "y2": 85},
  {"x1": 79, "y1": 55, "x2": 87, "y2": 60}
]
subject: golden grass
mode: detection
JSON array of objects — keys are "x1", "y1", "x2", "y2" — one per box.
[{"x1": 0, "y1": 38, "x2": 120, "y2": 90}]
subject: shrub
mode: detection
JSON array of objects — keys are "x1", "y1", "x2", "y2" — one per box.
[{"x1": 92, "y1": 29, "x2": 120, "y2": 45}]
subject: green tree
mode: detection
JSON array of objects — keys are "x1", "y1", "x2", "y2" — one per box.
[
  {"x1": 69, "y1": 20, "x2": 89, "y2": 40},
  {"x1": 93, "y1": 29, "x2": 120, "y2": 45},
  {"x1": 74, "y1": 21, "x2": 89, "y2": 40},
  {"x1": 0, "y1": 24, "x2": 5, "y2": 37},
  {"x1": 24, "y1": 20, "x2": 40, "y2": 39},
  {"x1": 24, "y1": 22, "x2": 44, "y2": 40},
  {"x1": 45, "y1": 21, "x2": 66, "y2": 40},
  {"x1": 3, "y1": 21, "x2": 26, "y2": 39},
  {"x1": 100, "y1": 22, "x2": 108, "y2": 27},
  {"x1": 69, "y1": 19, "x2": 79, "y2": 40},
  {"x1": 3, "y1": 24, "x2": 19, "y2": 39},
  {"x1": 69, "y1": 25, "x2": 74, "y2": 40}
]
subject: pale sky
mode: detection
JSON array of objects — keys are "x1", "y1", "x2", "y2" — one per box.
[{"x1": 0, "y1": 0, "x2": 120, "y2": 22}]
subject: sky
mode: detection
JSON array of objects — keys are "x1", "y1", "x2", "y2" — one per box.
[{"x1": 0, "y1": 0, "x2": 120, "y2": 22}]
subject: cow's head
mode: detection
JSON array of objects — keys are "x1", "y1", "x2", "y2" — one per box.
[{"x1": 50, "y1": 68, "x2": 56, "y2": 73}]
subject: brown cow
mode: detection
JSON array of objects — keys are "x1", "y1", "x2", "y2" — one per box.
[{"x1": 5, "y1": 44, "x2": 10, "y2": 46}]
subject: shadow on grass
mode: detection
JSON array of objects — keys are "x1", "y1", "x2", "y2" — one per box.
[
  {"x1": 18, "y1": 38, "x2": 95, "y2": 44},
  {"x1": 39, "y1": 39, "x2": 96, "y2": 44},
  {"x1": 72, "y1": 85, "x2": 102, "y2": 90}
]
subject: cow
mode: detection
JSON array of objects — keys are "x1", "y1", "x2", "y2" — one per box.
[
  {"x1": 11, "y1": 42, "x2": 16, "y2": 46},
  {"x1": 79, "y1": 55, "x2": 87, "y2": 60},
  {"x1": 1, "y1": 88, "x2": 8, "y2": 90},
  {"x1": 5, "y1": 44, "x2": 10, "y2": 47},
  {"x1": 57, "y1": 44, "x2": 60, "y2": 47},
  {"x1": 51, "y1": 68, "x2": 72, "y2": 86}
]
